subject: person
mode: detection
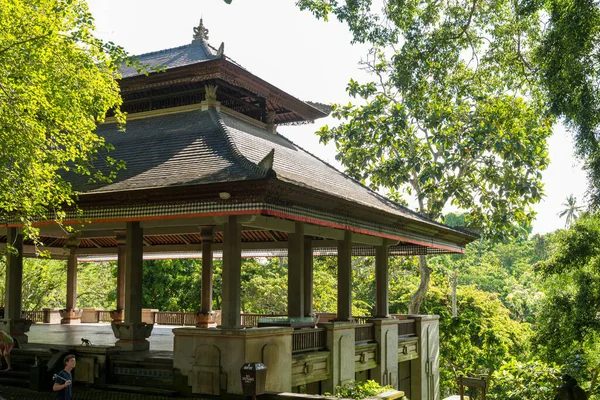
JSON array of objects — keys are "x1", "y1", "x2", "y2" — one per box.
[
  {"x1": 53, "y1": 354, "x2": 76, "y2": 400},
  {"x1": 0, "y1": 330, "x2": 14, "y2": 371},
  {"x1": 555, "y1": 374, "x2": 589, "y2": 400}
]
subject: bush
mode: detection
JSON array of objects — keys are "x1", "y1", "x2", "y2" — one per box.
[
  {"x1": 327, "y1": 380, "x2": 398, "y2": 400},
  {"x1": 488, "y1": 360, "x2": 561, "y2": 400}
]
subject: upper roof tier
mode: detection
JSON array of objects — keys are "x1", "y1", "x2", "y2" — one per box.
[{"x1": 117, "y1": 19, "x2": 330, "y2": 126}]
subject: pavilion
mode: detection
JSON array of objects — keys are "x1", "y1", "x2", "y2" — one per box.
[{"x1": 1, "y1": 20, "x2": 477, "y2": 399}]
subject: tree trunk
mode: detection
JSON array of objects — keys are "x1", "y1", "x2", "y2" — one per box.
[{"x1": 408, "y1": 255, "x2": 431, "y2": 314}]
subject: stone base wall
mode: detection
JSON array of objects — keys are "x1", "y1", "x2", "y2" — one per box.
[{"x1": 173, "y1": 326, "x2": 293, "y2": 396}]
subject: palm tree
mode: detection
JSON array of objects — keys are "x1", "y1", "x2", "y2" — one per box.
[{"x1": 558, "y1": 194, "x2": 583, "y2": 227}]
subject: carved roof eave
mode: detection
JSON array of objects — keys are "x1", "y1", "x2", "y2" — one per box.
[
  {"x1": 263, "y1": 180, "x2": 477, "y2": 248},
  {"x1": 73, "y1": 178, "x2": 475, "y2": 250},
  {"x1": 118, "y1": 58, "x2": 329, "y2": 123}
]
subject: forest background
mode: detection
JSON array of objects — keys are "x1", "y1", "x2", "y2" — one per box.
[
  {"x1": 1, "y1": 211, "x2": 599, "y2": 399},
  {"x1": 1, "y1": 0, "x2": 599, "y2": 398}
]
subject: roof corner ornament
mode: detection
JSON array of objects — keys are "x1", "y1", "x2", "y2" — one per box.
[
  {"x1": 217, "y1": 42, "x2": 225, "y2": 57},
  {"x1": 258, "y1": 148, "x2": 275, "y2": 172},
  {"x1": 201, "y1": 85, "x2": 220, "y2": 111},
  {"x1": 204, "y1": 85, "x2": 218, "y2": 102},
  {"x1": 193, "y1": 18, "x2": 209, "y2": 42}
]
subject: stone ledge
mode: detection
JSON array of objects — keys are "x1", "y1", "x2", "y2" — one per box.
[
  {"x1": 270, "y1": 390, "x2": 406, "y2": 400},
  {"x1": 367, "y1": 390, "x2": 406, "y2": 400},
  {"x1": 173, "y1": 326, "x2": 293, "y2": 337}
]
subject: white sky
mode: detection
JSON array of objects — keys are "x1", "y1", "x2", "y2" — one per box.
[{"x1": 87, "y1": 0, "x2": 588, "y2": 235}]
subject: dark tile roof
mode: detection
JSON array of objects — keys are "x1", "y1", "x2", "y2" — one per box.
[
  {"x1": 76, "y1": 107, "x2": 454, "y2": 231},
  {"x1": 70, "y1": 109, "x2": 265, "y2": 193},
  {"x1": 120, "y1": 42, "x2": 217, "y2": 78},
  {"x1": 222, "y1": 113, "x2": 438, "y2": 227}
]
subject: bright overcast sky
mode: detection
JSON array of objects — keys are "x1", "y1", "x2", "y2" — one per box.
[{"x1": 87, "y1": 0, "x2": 587, "y2": 235}]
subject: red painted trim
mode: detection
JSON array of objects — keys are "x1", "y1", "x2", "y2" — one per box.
[
  {"x1": 9, "y1": 208, "x2": 463, "y2": 254},
  {"x1": 260, "y1": 209, "x2": 463, "y2": 254}
]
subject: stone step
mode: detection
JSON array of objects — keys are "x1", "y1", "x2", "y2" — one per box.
[
  {"x1": 0, "y1": 370, "x2": 30, "y2": 388},
  {"x1": 96, "y1": 383, "x2": 179, "y2": 397},
  {"x1": 110, "y1": 373, "x2": 173, "y2": 390}
]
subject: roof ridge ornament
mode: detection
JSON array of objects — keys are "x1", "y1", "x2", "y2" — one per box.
[{"x1": 192, "y1": 18, "x2": 209, "y2": 42}]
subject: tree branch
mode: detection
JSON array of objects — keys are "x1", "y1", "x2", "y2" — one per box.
[{"x1": 0, "y1": 33, "x2": 52, "y2": 56}]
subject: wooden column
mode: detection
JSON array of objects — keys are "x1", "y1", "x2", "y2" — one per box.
[
  {"x1": 288, "y1": 222, "x2": 305, "y2": 318},
  {"x1": 375, "y1": 243, "x2": 390, "y2": 318},
  {"x1": 221, "y1": 216, "x2": 242, "y2": 328},
  {"x1": 61, "y1": 237, "x2": 83, "y2": 324},
  {"x1": 115, "y1": 230, "x2": 126, "y2": 313},
  {"x1": 112, "y1": 222, "x2": 151, "y2": 351},
  {"x1": 124, "y1": 221, "x2": 143, "y2": 324},
  {"x1": 1, "y1": 228, "x2": 31, "y2": 343},
  {"x1": 65, "y1": 245, "x2": 78, "y2": 311},
  {"x1": 337, "y1": 231, "x2": 352, "y2": 321},
  {"x1": 303, "y1": 237, "x2": 314, "y2": 317},
  {"x1": 200, "y1": 226, "x2": 214, "y2": 314},
  {"x1": 4, "y1": 227, "x2": 23, "y2": 321}
]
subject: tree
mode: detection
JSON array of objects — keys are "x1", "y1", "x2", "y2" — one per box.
[
  {"x1": 558, "y1": 194, "x2": 583, "y2": 227},
  {"x1": 488, "y1": 360, "x2": 562, "y2": 400},
  {"x1": 297, "y1": 0, "x2": 552, "y2": 312},
  {"x1": 0, "y1": 0, "x2": 130, "y2": 236},
  {"x1": 420, "y1": 284, "x2": 529, "y2": 396},
  {"x1": 535, "y1": 0, "x2": 600, "y2": 208},
  {"x1": 534, "y1": 213, "x2": 600, "y2": 396},
  {"x1": 296, "y1": 1, "x2": 600, "y2": 209},
  {"x1": 142, "y1": 259, "x2": 201, "y2": 311}
]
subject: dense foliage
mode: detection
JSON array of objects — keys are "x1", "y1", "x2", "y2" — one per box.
[
  {"x1": 534, "y1": 213, "x2": 600, "y2": 395},
  {"x1": 295, "y1": 0, "x2": 600, "y2": 208},
  {"x1": 0, "y1": 0, "x2": 136, "y2": 237}
]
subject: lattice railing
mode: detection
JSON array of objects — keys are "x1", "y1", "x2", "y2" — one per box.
[
  {"x1": 292, "y1": 328, "x2": 327, "y2": 353},
  {"x1": 241, "y1": 313, "x2": 287, "y2": 327},
  {"x1": 397, "y1": 319, "x2": 417, "y2": 336},
  {"x1": 155, "y1": 311, "x2": 196, "y2": 326},
  {"x1": 355, "y1": 323, "x2": 375, "y2": 342},
  {"x1": 22, "y1": 310, "x2": 44, "y2": 323},
  {"x1": 98, "y1": 310, "x2": 112, "y2": 323}
]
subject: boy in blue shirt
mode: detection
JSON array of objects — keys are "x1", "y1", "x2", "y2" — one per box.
[{"x1": 53, "y1": 354, "x2": 76, "y2": 400}]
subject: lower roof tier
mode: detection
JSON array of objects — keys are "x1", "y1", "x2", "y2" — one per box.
[{"x1": 6, "y1": 104, "x2": 476, "y2": 255}]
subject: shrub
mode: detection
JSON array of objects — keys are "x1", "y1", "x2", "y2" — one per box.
[
  {"x1": 327, "y1": 380, "x2": 398, "y2": 400},
  {"x1": 488, "y1": 360, "x2": 561, "y2": 400}
]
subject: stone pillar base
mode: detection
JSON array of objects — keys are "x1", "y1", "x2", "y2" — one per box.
[
  {"x1": 321, "y1": 321, "x2": 356, "y2": 394},
  {"x1": 59, "y1": 308, "x2": 83, "y2": 324},
  {"x1": 110, "y1": 310, "x2": 124, "y2": 323},
  {"x1": 369, "y1": 318, "x2": 400, "y2": 388},
  {"x1": 111, "y1": 322, "x2": 153, "y2": 351},
  {"x1": 0, "y1": 318, "x2": 33, "y2": 344},
  {"x1": 195, "y1": 312, "x2": 217, "y2": 328}
]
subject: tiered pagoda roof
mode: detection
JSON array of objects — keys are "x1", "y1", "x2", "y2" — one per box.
[{"x1": 3, "y1": 20, "x2": 478, "y2": 258}]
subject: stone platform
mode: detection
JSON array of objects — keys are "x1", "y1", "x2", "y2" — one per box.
[{"x1": 26, "y1": 323, "x2": 175, "y2": 351}]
